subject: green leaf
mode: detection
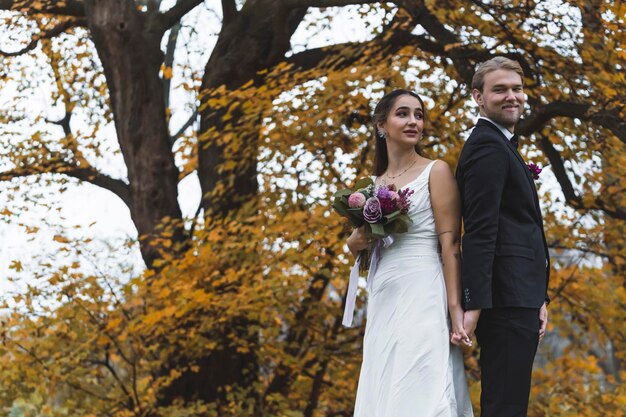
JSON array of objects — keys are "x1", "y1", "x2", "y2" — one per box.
[
  {"x1": 369, "y1": 222, "x2": 385, "y2": 238},
  {"x1": 354, "y1": 177, "x2": 373, "y2": 190},
  {"x1": 384, "y1": 215, "x2": 412, "y2": 234},
  {"x1": 333, "y1": 189, "x2": 353, "y2": 199},
  {"x1": 381, "y1": 210, "x2": 403, "y2": 224},
  {"x1": 332, "y1": 200, "x2": 364, "y2": 226},
  {"x1": 347, "y1": 207, "x2": 364, "y2": 217}
]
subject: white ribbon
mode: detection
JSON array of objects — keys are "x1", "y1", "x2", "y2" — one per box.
[{"x1": 342, "y1": 235, "x2": 394, "y2": 327}]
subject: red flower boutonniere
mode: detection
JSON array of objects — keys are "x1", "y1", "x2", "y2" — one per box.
[{"x1": 527, "y1": 163, "x2": 542, "y2": 180}]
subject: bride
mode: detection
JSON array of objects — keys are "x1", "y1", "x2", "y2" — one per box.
[{"x1": 346, "y1": 89, "x2": 473, "y2": 416}]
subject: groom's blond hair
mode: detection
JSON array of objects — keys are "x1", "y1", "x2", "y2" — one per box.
[{"x1": 472, "y1": 57, "x2": 524, "y2": 92}]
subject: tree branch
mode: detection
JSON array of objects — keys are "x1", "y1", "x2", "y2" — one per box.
[
  {"x1": 158, "y1": 0, "x2": 204, "y2": 33},
  {"x1": 286, "y1": 31, "x2": 442, "y2": 73},
  {"x1": 170, "y1": 110, "x2": 199, "y2": 146},
  {"x1": 518, "y1": 101, "x2": 590, "y2": 136},
  {"x1": 518, "y1": 101, "x2": 626, "y2": 145},
  {"x1": 282, "y1": 0, "x2": 382, "y2": 7},
  {"x1": 539, "y1": 133, "x2": 583, "y2": 209},
  {"x1": 539, "y1": 133, "x2": 626, "y2": 221},
  {"x1": 85, "y1": 357, "x2": 135, "y2": 409},
  {"x1": 45, "y1": 113, "x2": 73, "y2": 137},
  {"x1": 0, "y1": 163, "x2": 131, "y2": 208},
  {"x1": 589, "y1": 106, "x2": 626, "y2": 145},
  {"x1": 0, "y1": 18, "x2": 86, "y2": 57},
  {"x1": 221, "y1": 0, "x2": 237, "y2": 25},
  {"x1": 0, "y1": 0, "x2": 85, "y2": 17},
  {"x1": 64, "y1": 167, "x2": 132, "y2": 207},
  {"x1": 163, "y1": 22, "x2": 181, "y2": 111}
]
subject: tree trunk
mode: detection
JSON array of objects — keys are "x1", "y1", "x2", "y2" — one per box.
[
  {"x1": 198, "y1": 1, "x2": 306, "y2": 215},
  {"x1": 153, "y1": 1, "x2": 310, "y2": 409},
  {"x1": 84, "y1": 0, "x2": 186, "y2": 268}
]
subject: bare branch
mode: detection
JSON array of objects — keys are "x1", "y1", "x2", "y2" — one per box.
[
  {"x1": 589, "y1": 106, "x2": 626, "y2": 145},
  {"x1": 158, "y1": 0, "x2": 204, "y2": 33},
  {"x1": 9, "y1": 339, "x2": 113, "y2": 401},
  {"x1": 0, "y1": 163, "x2": 131, "y2": 208},
  {"x1": 286, "y1": 31, "x2": 442, "y2": 73},
  {"x1": 539, "y1": 132, "x2": 626, "y2": 221},
  {"x1": 0, "y1": 0, "x2": 86, "y2": 17},
  {"x1": 85, "y1": 357, "x2": 135, "y2": 409},
  {"x1": 519, "y1": 101, "x2": 590, "y2": 136},
  {"x1": 282, "y1": 0, "x2": 382, "y2": 7},
  {"x1": 518, "y1": 101, "x2": 626, "y2": 145},
  {"x1": 171, "y1": 110, "x2": 199, "y2": 146},
  {"x1": 63, "y1": 167, "x2": 132, "y2": 208},
  {"x1": 163, "y1": 22, "x2": 181, "y2": 111},
  {"x1": 45, "y1": 113, "x2": 72, "y2": 137},
  {"x1": 539, "y1": 133, "x2": 584, "y2": 209},
  {"x1": 0, "y1": 18, "x2": 86, "y2": 57},
  {"x1": 221, "y1": 0, "x2": 237, "y2": 24}
]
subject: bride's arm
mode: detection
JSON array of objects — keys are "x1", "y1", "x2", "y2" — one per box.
[{"x1": 429, "y1": 160, "x2": 471, "y2": 346}]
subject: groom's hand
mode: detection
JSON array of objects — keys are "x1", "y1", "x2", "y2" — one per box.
[
  {"x1": 463, "y1": 309, "x2": 481, "y2": 340},
  {"x1": 539, "y1": 302, "x2": 548, "y2": 343}
]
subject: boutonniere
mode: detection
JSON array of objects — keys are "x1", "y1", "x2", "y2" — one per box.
[{"x1": 527, "y1": 163, "x2": 542, "y2": 180}]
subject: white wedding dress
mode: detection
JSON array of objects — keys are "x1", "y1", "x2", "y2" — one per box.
[{"x1": 353, "y1": 160, "x2": 473, "y2": 417}]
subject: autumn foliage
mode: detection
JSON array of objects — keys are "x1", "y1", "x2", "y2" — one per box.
[{"x1": 0, "y1": 1, "x2": 624, "y2": 416}]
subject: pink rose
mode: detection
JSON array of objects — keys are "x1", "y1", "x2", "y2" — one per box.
[
  {"x1": 389, "y1": 191, "x2": 400, "y2": 201},
  {"x1": 348, "y1": 192, "x2": 366, "y2": 208}
]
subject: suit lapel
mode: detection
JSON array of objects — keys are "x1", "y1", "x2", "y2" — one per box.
[
  {"x1": 505, "y1": 138, "x2": 544, "y2": 223},
  {"x1": 477, "y1": 120, "x2": 543, "y2": 223},
  {"x1": 503, "y1": 135, "x2": 536, "y2": 186}
]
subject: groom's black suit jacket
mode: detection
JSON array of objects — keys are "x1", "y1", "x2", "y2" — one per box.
[{"x1": 456, "y1": 119, "x2": 550, "y2": 310}]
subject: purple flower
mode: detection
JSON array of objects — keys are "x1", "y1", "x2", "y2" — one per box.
[
  {"x1": 376, "y1": 186, "x2": 392, "y2": 200},
  {"x1": 527, "y1": 163, "x2": 542, "y2": 180},
  {"x1": 376, "y1": 186, "x2": 397, "y2": 214},
  {"x1": 348, "y1": 192, "x2": 366, "y2": 208},
  {"x1": 397, "y1": 188, "x2": 414, "y2": 214},
  {"x1": 363, "y1": 197, "x2": 382, "y2": 223}
]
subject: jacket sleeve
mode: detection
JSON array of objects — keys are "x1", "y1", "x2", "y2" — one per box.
[{"x1": 458, "y1": 136, "x2": 509, "y2": 310}]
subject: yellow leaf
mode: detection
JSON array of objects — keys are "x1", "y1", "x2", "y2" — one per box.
[
  {"x1": 9, "y1": 260, "x2": 23, "y2": 272},
  {"x1": 162, "y1": 65, "x2": 173, "y2": 80},
  {"x1": 53, "y1": 235, "x2": 70, "y2": 244},
  {"x1": 106, "y1": 317, "x2": 122, "y2": 330}
]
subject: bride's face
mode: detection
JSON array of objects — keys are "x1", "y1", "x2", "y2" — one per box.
[{"x1": 379, "y1": 95, "x2": 424, "y2": 147}]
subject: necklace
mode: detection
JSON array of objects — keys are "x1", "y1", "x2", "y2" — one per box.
[{"x1": 384, "y1": 157, "x2": 419, "y2": 180}]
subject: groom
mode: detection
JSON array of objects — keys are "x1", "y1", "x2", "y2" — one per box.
[{"x1": 456, "y1": 57, "x2": 550, "y2": 417}]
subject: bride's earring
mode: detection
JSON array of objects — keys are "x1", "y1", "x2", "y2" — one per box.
[{"x1": 378, "y1": 130, "x2": 386, "y2": 139}]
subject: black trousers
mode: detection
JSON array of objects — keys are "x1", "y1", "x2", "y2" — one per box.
[{"x1": 475, "y1": 307, "x2": 540, "y2": 417}]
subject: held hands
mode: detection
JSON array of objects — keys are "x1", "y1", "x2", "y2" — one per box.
[
  {"x1": 451, "y1": 306, "x2": 548, "y2": 346},
  {"x1": 450, "y1": 309, "x2": 481, "y2": 348},
  {"x1": 449, "y1": 306, "x2": 473, "y2": 347},
  {"x1": 463, "y1": 309, "x2": 481, "y2": 339}
]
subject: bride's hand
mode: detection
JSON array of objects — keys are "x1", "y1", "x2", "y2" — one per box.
[
  {"x1": 449, "y1": 306, "x2": 472, "y2": 347},
  {"x1": 347, "y1": 226, "x2": 372, "y2": 254}
]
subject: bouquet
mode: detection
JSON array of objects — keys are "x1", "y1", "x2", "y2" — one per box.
[{"x1": 332, "y1": 177, "x2": 414, "y2": 273}]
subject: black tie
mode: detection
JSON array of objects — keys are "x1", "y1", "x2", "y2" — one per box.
[{"x1": 510, "y1": 134, "x2": 519, "y2": 149}]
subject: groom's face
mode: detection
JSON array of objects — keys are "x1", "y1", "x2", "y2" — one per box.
[{"x1": 473, "y1": 69, "x2": 525, "y2": 132}]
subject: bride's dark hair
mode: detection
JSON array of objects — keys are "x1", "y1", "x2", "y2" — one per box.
[{"x1": 372, "y1": 89, "x2": 425, "y2": 176}]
